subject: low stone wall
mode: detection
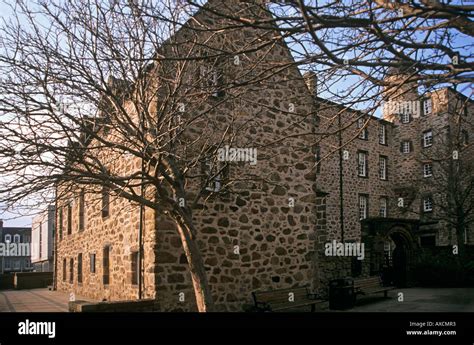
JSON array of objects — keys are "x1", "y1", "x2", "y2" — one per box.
[
  {"x1": 0, "y1": 274, "x2": 15, "y2": 290},
  {"x1": 14, "y1": 272, "x2": 53, "y2": 289},
  {"x1": 69, "y1": 299, "x2": 160, "y2": 312}
]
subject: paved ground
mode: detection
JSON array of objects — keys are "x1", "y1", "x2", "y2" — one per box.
[
  {"x1": 0, "y1": 289, "x2": 92, "y2": 312},
  {"x1": 345, "y1": 287, "x2": 474, "y2": 312},
  {"x1": 0, "y1": 287, "x2": 473, "y2": 312}
]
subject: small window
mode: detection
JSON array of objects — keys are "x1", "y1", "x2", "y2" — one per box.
[
  {"x1": 77, "y1": 253, "x2": 83, "y2": 284},
  {"x1": 59, "y1": 207, "x2": 63, "y2": 241},
  {"x1": 67, "y1": 203, "x2": 72, "y2": 235},
  {"x1": 401, "y1": 141, "x2": 411, "y2": 154},
  {"x1": 357, "y1": 152, "x2": 368, "y2": 177},
  {"x1": 5, "y1": 259, "x2": 11, "y2": 269},
  {"x1": 13, "y1": 234, "x2": 20, "y2": 243},
  {"x1": 379, "y1": 197, "x2": 388, "y2": 218},
  {"x1": 359, "y1": 194, "x2": 368, "y2": 220},
  {"x1": 423, "y1": 130, "x2": 433, "y2": 148},
  {"x1": 201, "y1": 159, "x2": 226, "y2": 193},
  {"x1": 401, "y1": 112, "x2": 410, "y2": 124},
  {"x1": 357, "y1": 118, "x2": 368, "y2": 139},
  {"x1": 462, "y1": 130, "x2": 469, "y2": 146},
  {"x1": 102, "y1": 186, "x2": 110, "y2": 218},
  {"x1": 131, "y1": 251, "x2": 139, "y2": 285},
  {"x1": 78, "y1": 189, "x2": 85, "y2": 232},
  {"x1": 4, "y1": 234, "x2": 11, "y2": 243},
  {"x1": 423, "y1": 98, "x2": 432, "y2": 115},
  {"x1": 90, "y1": 253, "x2": 96, "y2": 274},
  {"x1": 423, "y1": 163, "x2": 433, "y2": 178},
  {"x1": 69, "y1": 258, "x2": 74, "y2": 283},
  {"x1": 62, "y1": 259, "x2": 66, "y2": 282},
  {"x1": 103, "y1": 246, "x2": 110, "y2": 285},
  {"x1": 379, "y1": 124, "x2": 386, "y2": 145},
  {"x1": 423, "y1": 197, "x2": 433, "y2": 213},
  {"x1": 379, "y1": 156, "x2": 387, "y2": 180}
]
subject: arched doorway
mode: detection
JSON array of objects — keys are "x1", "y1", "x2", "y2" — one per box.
[{"x1": 386, "y1": 227, "x2": 415, "y2": 288}]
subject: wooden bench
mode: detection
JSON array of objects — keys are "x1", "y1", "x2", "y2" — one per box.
[
  {"x1": 354, "y1": 276, "x2": 394, "y2": 299},
  {"x1": 252, "y1": 286, "x2": 324, "y2": 312}
]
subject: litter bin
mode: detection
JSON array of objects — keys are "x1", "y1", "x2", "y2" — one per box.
[{"x1": 329, "y1": 277, "x2": 355, "y2": 310}]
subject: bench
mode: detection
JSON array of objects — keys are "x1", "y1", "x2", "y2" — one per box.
[
  {"x1": 252, "y1": 286, "x2": 324, "y2": 312},
  {"x1": 354, "y1": 276, "x2": 394, "y2": 299}
]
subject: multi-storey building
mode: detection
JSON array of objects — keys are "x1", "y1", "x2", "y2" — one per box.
[
  {"x1": 0, "y1": 220, "x2": 33, "y2": 274},
  {"x1": 54, "y1": 0, "x2": 472, "y2": 310},
  {"x1": 31, "y1": 206, "x2": 56, "y2": 272}
]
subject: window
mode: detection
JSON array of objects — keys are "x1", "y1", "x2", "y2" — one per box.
[
  {"x1": 423, "y1": 163, "x2": 433, "y2": 177},
  {"x1": 13, "y1": 234, "x2": 20, "y2": 243},
  {"x1": 359, "y1": 194, "x2": 368, "y2": 220},
  {"x1": 62, "y1": 259, "x2": 66, "y2": 281},
  {"x1": 401, "y1": 112, "x2": 410, "y2": 124},
  {"x1": 90, "y1": 253, "x2": 96, "y2": 274},
  {"x1": 423, "y1": 98, "x2": 432, "y2": 115},
  {"x1": 59, "y1": 207, "x2": 63, "y2": 241},
  {"x1": 379, "y1": 156, "x2": 387, "y2": 180},
  {"x1": 199, "y1": 64, "x2": 224, "y2": 98},
  {"x1": 4, "y1": 234, "x2": 11, "y2": 243},
  {"x1": 77, "y1": 253, "x2": 83, "y2": 284},
  {"x1": 357, "y1": 152, "x2": 368, "y2": 177},
  {"x1": 201, "y1": 159, "x2": 225, "y2": 192},
  {"x1": 5, "y1": 259, "x2": 11, "y2": 269},
  {"x1": 401, "y1": 141, "x2": 411, "y2": 154},
  {"x1": 103, "y1": 246, "x2": 110, "y2": 285},
  {"x1": 67, "y1": 203, "x2": 72, "y2": 235},
  {"x1": 102, "y1": 186, "x2": 110, "y2": 218},
  {"x1": 423, "y1": 130, "x2": 433, "y2": 147},
  {"x1": 357, "y1": 118, "x2": 368, "y2": 139},
  {"x1": 13, "y1": 260, "x2": 20, "y2": 270},
  {"x1": 379, "y1": 124, "x2": 386, "y2": 145},
  {"x1": 423, "y1": 197, "x2": 433, "y2": 213},
  {"x1": 351, "y1": 256, "x2": 362, "y2": 277},
  {"x1": 78, "y1": 189, "x2": 85, "y2": 231},
  {"x1": 69, "y1": 258, "x2": 74, "y2": 283},
  {"x1": 462, "y1": 130, "x2": 469, "y2": 146},
  {"x1": 379, "y1": 197, "x2": 388, "y2": 218},
  {"x1": 131, "y1": 251, "x2": 139, "y2": 285}
]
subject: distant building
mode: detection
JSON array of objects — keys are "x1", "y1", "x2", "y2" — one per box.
[
  {"x1": 31, "y1": 206, "x2": 56, "y2": 272},
  {"x1": 0, "y1": 220, "x2": 33, "y2": 274}
]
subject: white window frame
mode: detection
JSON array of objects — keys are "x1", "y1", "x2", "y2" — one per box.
[
  {"x1": 423, "y1": 98, "x2": 432, "y2": 115},
  {"x1": 423, "y1": 163, "x2": 433, "y2": 177},
  {"x1": 423, "y1": 130, "x2": 433, "y2": 147},
  {"x1": 203, "y1": 159, "x2": 223, "y2": 193},
  {"x1": 358, "y1": 152, "x2": 367, "y2": 177},
  {"x1": 4, "y1": 259, "x2": 11, "y2": 269},
  {"x1": 401, "y1": 112, "x2": 410, "y2": 124},
  {"x1": 359, "y1": 195, "x2": 368, "y2": 220},
  {"x1": 13, "y1": 234, "x2": 20, "y2": 243},
  {"x1": 379, "y1": 198, "x2": 388, "y2": 218},
  {"x1": 357, "y1": 119, "x2": 368, "y2": 140},
  {"x1": 379, "y1": 124, "x2": 386, "y2": 144},
  {"x1": 402, "y1": 141, "x2": 411, "y2": 154},
  {"x1": 379, "y1": 156, "x2": 387, "y2": 180},
  {"x1": 423, "y1": 197, "x2": 433, "y2": 212},
  {"x1": 4, "y1": 234, "x2": 11, "y2": 243}
]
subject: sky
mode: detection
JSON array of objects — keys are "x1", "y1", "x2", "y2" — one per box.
[{"x1": 0, "y1": 0, "x2": 472, "y2": 227}]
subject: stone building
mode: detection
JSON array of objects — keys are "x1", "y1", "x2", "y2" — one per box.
[
  {"x1": 54, "y1": 0, "x2": 473, "y2": 310},
  {"x1": 0, "y1": 220, "x2": 33, "y2": 274},
  {"x1": 31, "y1": 206, "x2": 55, "y2": 272}
]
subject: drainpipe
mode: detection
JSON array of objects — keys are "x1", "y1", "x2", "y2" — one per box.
[
  {"x1": 338, "y1": 113, "x2": 345, "y2": 242},
  {"x1": 53, "y1": 190, "x2": 58, "y2": 290}
]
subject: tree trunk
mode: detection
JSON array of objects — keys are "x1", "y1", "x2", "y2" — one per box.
[{"x1": 176, "y1": 220, "x2": 215, "y2": 312}]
